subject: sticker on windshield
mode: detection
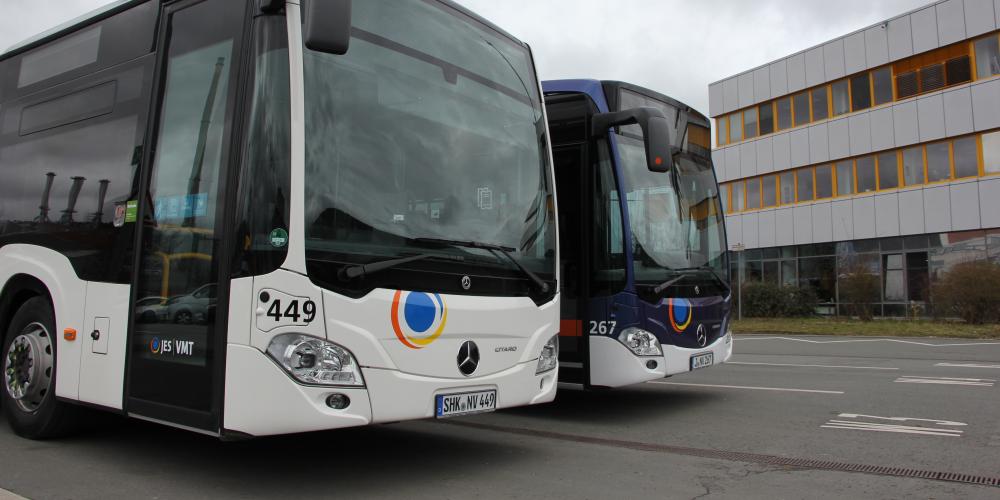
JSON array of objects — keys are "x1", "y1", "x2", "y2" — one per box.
[
  {"x1": 477, "y1": 187, "x2": 494, "y2": 209},
  {"x1": 269, "y1": 228, "x2": 288, "y2": 248}
]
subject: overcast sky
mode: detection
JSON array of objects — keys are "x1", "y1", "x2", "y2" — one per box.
[{"x1": 2, "y1": 0, "x2": 933, "y2": 114}]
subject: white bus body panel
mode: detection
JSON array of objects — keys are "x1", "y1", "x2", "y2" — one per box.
[
  {"x1": 589, "y1": 333, "x2": 732, "y2": 388},
  {"x1": 78, "y1": 281, "x2": 130, "y2": 409}
]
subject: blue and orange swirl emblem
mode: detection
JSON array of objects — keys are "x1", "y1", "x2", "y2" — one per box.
[
  {"x1": 391, "y1": 290, "x2": 448, "y2": 349},
  {"x1": 668, "y1": 298, "x2": 693, "y2": 333}
]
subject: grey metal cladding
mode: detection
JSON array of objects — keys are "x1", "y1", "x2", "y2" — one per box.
[
  {"x1": 723, "y1": 77, "x2": 739, "y2": 114},
  {"x1": 770, "y1": 59, "x2": 788, "y2": 97},
  {"x1": 828, "y1": 117, "x2": 851, "y2": 159},
  {"x1": 725, "y1": 146, "x2": 740, "y2": 182},
  {"x1": 971, "y1": 78, "x2": 1000, "y2": 130},
  {"x1": 712, "y1": 149, "x2": 725, "y2": 179},
  {"x1": 809, "y1": 123, "x2": 830, "y2": 164},
  {"x1": 753, "y1": 67, "x2": 771, "y2": 103},
  {"x1": 743, "y1": 212, "x2": 759, "y2": 248},
  {"x1": 848, "y1": 112, "x2": 872, "y2": 155},
  {"x1": 738, "y1": 72, "x2": 754, "y2": 108},
  {"x1": 910, "y1": 7, "x2": 940, "y2": 54},
  {"x1": 996, "y1": 0, "x2": 1000, "y2": 27},
  {"x1": 950, "y1": 182, "x2": 981, "y2": 230},
  {"x1": 740, "y1": 142, "x2": 757, "y2": 178},
  {"x1": 936, "y1": 0, "x2": 967, "y2": 46},
  {"x1": 864, "y1": 26, "x2": 890, "y2": 68},
  {"x1": 851, "y1": 196, "x2": 876, "y2": 239},
  {"x1": 726, "y1": 215, "x2": 742, "y2": 248},
  {"x1": 963, "y1": 0, "x2": 997, "y2": 37},
  {"x1": 823, "y1": 40, "x2": 846, "y2": 81},
  {"x1": 980, "y1": 177, "x2": 1000, "y2": 227},
  {"x1": 775, "y1": 208, "x2": 795, "y2": 245},
  {"x1": 888, "y1": 15, "x2": 914, "y2": 61},
  {"x1": 832, "y1": 199, "x2": 854, "y2": 241},
  {"x1": 793, "y1": 206, "x2": 812, "y2": 244},
  {"x1": 709, "y1": 82, "x2": 723, "y2": 118},
  {"x1": 892, "y1": 101, "x2": 920, "y2": 146},
  {"x1": 875, "y1": 193, "x2": 900, "y2": 237},
  {"x1": 898, "y1": 189, "x2": 926, "y2": 235},
  {"x1": 756, "y1": 136, "x2": 774, "y2": 174},
  {"x1": 844, "y1": 31, "x2": 867, "y2": 75},
  {"x1": 772, "y1": 132, "x2": 791, "y2": 171},
  {"x1": 811, "y1": 202, "x2": 833, "y2": 243},
  {"x1": 917, "y1": 94, "x2": 946, "y2": 142},
  {"x1": 786, "y1": 53, "x2": 806, "y2": 93},
  {"x1": 805, "y1": 47, "x2": 825, "y2": 87},
  {"x1": 790, "y1": 128, "x2": 810, "y2": 167},
  {"x1": 758, "y1": 210, "x2": 776, "y2": 248},
  {"x1": 943, "y1": 87, "x2": 974, "y2": 136},
  {"x1": 870, "y1": 107, "x2": 895, "y2": 152},
  {"x1": 923, "y1": 185, "x2": 952, "y2": 232}
]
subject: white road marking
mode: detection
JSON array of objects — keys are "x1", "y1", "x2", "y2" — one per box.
[
  {"x1": 648, "y1": 381, "x2": 844, "y2": 394},
  {"x1": 935, "y1": 362, "x2": 1000, "y2": 369},
  {"x1": 0, "y1": 488, "x2": 27, "y2": 500},
  {"x1": 729, "y1": 361, "x2": 898, "y2": 370},
  {"x1": 894, "y1": 375, "x2": 995, "y2": 387},
  {"x1": 822, "y1": 413, "x2": 967, "y2": 437},
  {"x1": 737, "y1": 336, "x2": 1000, "y2": 347},
  {"x1": 836, "y1": 413, "x2": 966, "y2": 426}
]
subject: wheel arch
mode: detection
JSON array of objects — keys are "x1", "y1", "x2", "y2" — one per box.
[{"x1": 0, "y1": 274, "x2": 54, "y2": 343}]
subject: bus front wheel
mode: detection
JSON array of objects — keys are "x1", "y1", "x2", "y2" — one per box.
[{"x1": 2, "y1": 297, "x2": 78, "y2": 439}]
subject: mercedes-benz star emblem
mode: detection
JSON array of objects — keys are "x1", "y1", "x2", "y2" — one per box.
[
  {"x1": 461, "y1": 275, "x2": 471, "y2": 290},
  {"x1": 696, "y1": 324, "x2": 708, "y2": 347},
  {"x1": 694, "y1": 285, "x2": 701, "y2": 295},
  {"x1": 457, "y1": 341, "x2": 480, "y2": 376}
]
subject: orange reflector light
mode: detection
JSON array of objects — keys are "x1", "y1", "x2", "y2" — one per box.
[
  {"x1": 64, "y1": 328, "x2": 77, "y2": 341},
  {"x1": 654, "y1": 157, "x2": 663, "y2": 165}
]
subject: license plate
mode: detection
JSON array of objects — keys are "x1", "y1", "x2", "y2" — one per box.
[
  {"x1": 690, "y1": 352, "x2": 714, "y2": 370},
  {"x1": 435, "y1": 389, "x2": 497, "y2": 418}
]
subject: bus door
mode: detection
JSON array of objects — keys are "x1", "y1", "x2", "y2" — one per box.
[{"x1": 124, "y1": 0, "x2": 247, "y2": 432}]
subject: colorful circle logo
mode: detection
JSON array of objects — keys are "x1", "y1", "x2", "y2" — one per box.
[
  {"x1": 391, "y1": 290, "x2": 448, "y2": 349},
  {"x1": 668, "y1": 298, "x2": 693, "y2": 333},
  {"x1": 150, "y1": 337, "x2": 161, "y2": 354}
]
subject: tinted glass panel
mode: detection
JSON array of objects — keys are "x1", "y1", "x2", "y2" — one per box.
[
  {"x1": 814, "y1": 164, "x2": 833, "y2": 198},
  {"x1": 984, "y1": 131, "x2": 1000, "y2": 174},
  {"x1": 831, "y1": 80, "x2": 849, "y2": 115},
  {"x1": 896, "y1": 71, "x2": 918, "y2": 99},
  {"x1": 776, "y1": 97, "x2": 792, "y2": 130},
  {"x1": 902, "y1": 146, "x2": 924, "y2": 185},
  {"x1": 872, "y1": 67, "x2": 893, "y2": 105},
  {"x1": 717, "y1": 118, "x2": 727, "y2": 145},
  {"x1": 762, "y1": 174, "x2": 776, "y2": 206},
  {"x1": 877, "y1": 151, "x2": 898, "y2": 189},
  {"x1": 811, "y1": 87, "x2": 828, "y2": 121},
  {"x1": 792, "y1": 92, "x2": 809, "y2": 126},
  {"x1": 799, "y1": 256, "x2": 836, "y2": 302},
  {"x1": 779, "y1": 171, "x2": 794, "y2": 204},
  {"x1": 953, "y1": 136, "x2": 978, "y2": 178},
  {"x1": 926, "y1": 142, "x2": 950, "y2": 182},
  {"x1": 836, "y1": 162, "x2": 853, "y2": 195},
  {"x1": 733, "y1": 181, "x2": 745, "y2": 210},
  {"x1": 746, "y1": 179, "x2": 761, "y2": 209},
  {"x1": 796, "y1": 168, "x2": 814, "y2": 202},
  {"x1": 729, "y1": 112, "x2": 742, "y2": 141},
  {"x1": 743, "y1": 107, "x2": 758, "y2": 139},
  {"x1": 974, "y1": 36, "x2": 1000, "y2": 78},
  {"x1": 18, "y1": 81, "x2": 116, "y2": 135},
  {"x1": 850, "y1": 73, "x2": 871, "y2": 111},
  {"x1": 722, "y1": 184, "x2": 731, "y2": 212},
  {"x1": 856, "y1": 156, "x2": 876, "y2": 193},
  {"x1": 591, "y1": 141, "x2": 626, "y2": 295},
  {"x1": 945, "y1": 56, "x2": 971, "y2": 85},
  {"x1": 758, "y1": 103, "x2": 774, "y2": 135},
  {"x1": 920, "y1": 64, "x2": 944, "y2": 93},
  {"x1": 17, "y1": 27, "x2": 101, "y2": 88}
]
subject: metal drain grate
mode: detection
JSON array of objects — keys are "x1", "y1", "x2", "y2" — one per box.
[{"x1": 442, "y1": 420, "x2": 1000, "y2": 488}]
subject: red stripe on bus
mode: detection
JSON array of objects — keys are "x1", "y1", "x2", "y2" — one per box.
[{"x1": 559, "y1": 319, "x2": 582, "y2": 337}]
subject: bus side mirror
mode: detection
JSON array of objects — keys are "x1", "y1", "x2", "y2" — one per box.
[
  {"x1": 591, "y1": 107, "x2": 673, "y2": 173},
  {"x1": 303, "y1": 0, "x2": 352, "y2": 55}
]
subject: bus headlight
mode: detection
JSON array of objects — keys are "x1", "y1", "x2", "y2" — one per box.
[
  {"x1": 535, "y1": 334, "x2": 558, "y2": 374},
  {"x1": 266, "y1": 334, "x2": 364, "y2": 387},
  {"x1": 618, "y1": 327, "x2": 662, "y2": 356}
]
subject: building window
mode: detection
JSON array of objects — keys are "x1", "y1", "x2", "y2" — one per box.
[
  {"x1": 919, "y1": 63, "x2": 945, "y2": 93},
  {"x1": 792, "y1": 92, "x2": 810, "y2": 126},
  {"x1": 984, "y1": 131, "x2": 1000, "y2": 174},
  {"x1": 883, "y1": 254, "x2": 905, "y2": 301},
  {"x1": 758, "y1": 103, "x2": 774, "y2": 135},
  {"x1": 856, "y1": 156, "x2": 876, "y2": 193},
  {"x1": 926, "y1": 141, "x2": 950, "y2": 182},
  {"x1": 974, "y1": 36, "x2": 1000, "y2": 79},
  {"x1": 850, "y1": 73, "x2": 871, "y2": 111},
  {"x1": 717, "y1": 117, "x2": 727, "y2": 146},
  {"x1": 811, "y1": 87, "x2": 828, "y2": 121},
  {"x1": 815, "y1": 164, "x2": 833, "y2": 198},
  {"x1": 776, "y1": 96, "x2": 792, "y2": 130},
  {"x1": 729, "y1": 112, "x2": 742, "y2": 142},
  {"x1": 896, "y1": 71, "x2": 918, "y2": 99},
  {"x1": 877, "y1": 151, "x2": 899, "y2": 190},
  {"x1": 779, "y1": 170, "x2": 794, "y2": 204},
  {"x1": 796, "y1": 168, "x2": 814, "y2": 202},
  {"x1": 902, "y1": 146, "x2": 924, "y2": 185},
  {"x1": 872, "y1": 67, "x2": 893, "y2": 105},
  {"x1": 743, "y1": 107, "x2": 758, "y2": 139},
  {"x1": 721, "y1": 184, "x2": 731, "y2": 213},
  {"x1": 746, "y1": 178, "x2": 761, "y2": 209},
  {"x1": 836, "y1": 162, "x2": 853, "y2": 195},
  {"x1": 831, "y1": 79, "x2": 849, "y2": 116},
  {"x1": 944, "y1": 56, "x2": 971, "y2": 85},
  {"x1": 953, "y1": 136, "x2": 978, "y2": 178},
  {"x1": 733, "y1": 181, "x2": 745, "y2": 210},
  {"x1": 762, "y1": 174, "x2": 777, "y2": 207}
]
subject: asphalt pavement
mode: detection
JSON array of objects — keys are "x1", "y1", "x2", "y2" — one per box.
[{"x1": 1, "y1": 334, "x2": 998, "y2": 499}]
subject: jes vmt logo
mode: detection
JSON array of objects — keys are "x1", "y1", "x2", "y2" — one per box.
[
  {"x1": 668, "y1": 298, "x2": 693, "y2": 333},
  {"x1": 391, "y1": 290, "x2": 448, "y2": 349}
]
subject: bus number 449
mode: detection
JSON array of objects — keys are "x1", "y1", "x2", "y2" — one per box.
[{"x1": 266, "y1": 299, "x2": 317, "y2": 323}]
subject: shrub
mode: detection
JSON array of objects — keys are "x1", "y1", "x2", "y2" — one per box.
[
  {"x1": 741, "y1": 281, "x2": 817, "y2": 318},
  {"x1": 838, "y1": 271, "x2": 880, "y2": 321},
  {"x1": 930, "y1": 260, "x2": 1000, "y2": 324}
]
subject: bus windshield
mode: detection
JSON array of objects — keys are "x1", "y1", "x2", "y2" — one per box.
[
  {"x1": 301, "y1": 1, "x2": 554, "y2": 294},
  {"x1": 617, "y1": 127, "x2": 727, "y2": 286}
]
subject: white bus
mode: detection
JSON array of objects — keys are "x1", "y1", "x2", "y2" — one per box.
[{"x1": 0, "y1": 0, "x2": 559, "y2": 439}]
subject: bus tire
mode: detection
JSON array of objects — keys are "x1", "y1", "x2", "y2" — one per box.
[{"x1": 2, "y1": 297, "x2": 78, "y2": 439}]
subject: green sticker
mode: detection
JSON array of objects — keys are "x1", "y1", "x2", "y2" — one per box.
[
  {"x1": 269, "y1": 228, "x2": 289, "y2": 248},
  {"x1": 124, "y1": 200, "x2": 138, "y2": 223}
]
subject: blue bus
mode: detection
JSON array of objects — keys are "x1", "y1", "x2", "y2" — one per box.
[{"x1": 544, "y1": 80, "x2": 732, "y2": 388}]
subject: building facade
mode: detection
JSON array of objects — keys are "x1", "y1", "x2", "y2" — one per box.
[{"x1": 708, "y1": 0, "x2": 1000, "y2": 316}]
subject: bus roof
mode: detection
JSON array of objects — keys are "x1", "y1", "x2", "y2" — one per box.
[{"x1": 543, "y1": 78, "x2": 709, "y2": 127}]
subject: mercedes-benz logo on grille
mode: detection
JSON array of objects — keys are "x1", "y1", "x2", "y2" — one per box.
[
  {"x1": 696, "y1": 324, "x2": 708, "y2": 347},
  {"x1": 694, "y1": 285, "x2": 701, "y2": 295},
  {"x1": 461, "y1": 275, "x2": 472, "y2": 290},
  {"x1": 457, "y1": 341, "x2": 480, "y2": 376}
]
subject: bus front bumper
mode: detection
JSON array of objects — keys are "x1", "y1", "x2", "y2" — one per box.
[{"x1": 588, "y1": 332, "x2": 732, "y2": 388}]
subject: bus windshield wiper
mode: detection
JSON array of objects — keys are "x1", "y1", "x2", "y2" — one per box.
[
  {"x1": 339, "y1": 253, "x2": 439, "y2": 281},
  {"x1": 415, "y1": 237, "x2": 550, "y2": 293},
  {"x1": 652, "y1": 272, "x2": 689, "y2": 295}
]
